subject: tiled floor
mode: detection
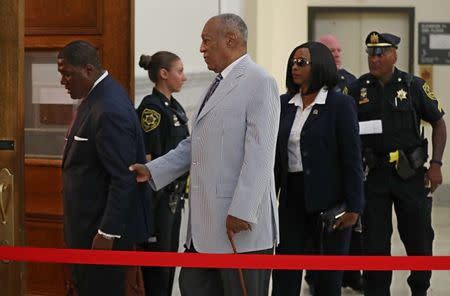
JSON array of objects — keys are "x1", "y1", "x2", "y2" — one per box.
[{"x1": 171, "y1": 204, "x2": 450, "y2": 295}]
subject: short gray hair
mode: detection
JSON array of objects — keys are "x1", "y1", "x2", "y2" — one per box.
[{"x1": 217, "y1": 13, "x2": 248, "y2": 45}]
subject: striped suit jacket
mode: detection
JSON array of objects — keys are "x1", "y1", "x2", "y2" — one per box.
[{"x1": 147, "y1": 55, "x2": 280, "y2": 253}]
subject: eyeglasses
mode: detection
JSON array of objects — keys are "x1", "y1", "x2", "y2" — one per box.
[
  {"x1": 366, "y1": 47, "x2": 390, "y2": 57},
  {"x1": 290, "y1": 58, "x2": 311, "y2": 67}
]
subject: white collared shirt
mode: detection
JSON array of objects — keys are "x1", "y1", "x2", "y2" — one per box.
[
  {"x1": 88, "y1": 70, "x2": 108, "y2": 97},
  {"x1": 220, "y1": 54, "x2": 247, "y2": 79},
  {"x1": 287, "y1": 87, "x2": 328, "y2": 172}
]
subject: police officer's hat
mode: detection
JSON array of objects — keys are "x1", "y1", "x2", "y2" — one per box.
[{"x1": 365, "y1": 31, "x2": 400, "y2": 56}]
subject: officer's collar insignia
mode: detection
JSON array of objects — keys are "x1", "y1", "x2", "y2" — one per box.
[
  {"x1": 396, "y1": 89, "x2": 407, "y2": 101},
  {"x1": 141, "y1": 108, "x2": 161, "y2": 132},
  {"x1": 370, "y1": 33, "x2": 379, "y2": 44},
  {"x1": 312, "y1": 109, "x2": 319, "y2": 115}
]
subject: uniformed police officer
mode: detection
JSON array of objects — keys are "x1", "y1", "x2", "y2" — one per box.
[
  {"x1": 346, "y1": 32, "x2": 447, "y2": 296},
  {"x1": 136, "y1": 52, "x2": 190, "y2": 296}
]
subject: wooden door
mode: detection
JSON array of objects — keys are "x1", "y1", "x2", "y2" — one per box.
[
  {"x1": 0, "y1": 1, "x2": 26, "y2": 296},
  {"x1": 22, "y1": 1, "x2": 134, "y2": 295}
]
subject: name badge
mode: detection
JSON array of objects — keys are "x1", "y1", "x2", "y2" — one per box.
[{"x1": 359, "y1": 120, "x2": 383, "y2": 135}]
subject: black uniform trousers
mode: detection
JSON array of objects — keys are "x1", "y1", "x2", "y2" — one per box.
[
  {"x1": 363, "y1": 165, "x2": 433, "y2": 296},
  {"x1": 140, "y1": 190, "x2": 183, "y2": 296},
  {"x1": 272, "y1": 172, "x2": 351, "y2": 296}
]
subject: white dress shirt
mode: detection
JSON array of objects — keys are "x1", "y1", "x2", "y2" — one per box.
[{"x1": 287, "y1": 87, "x2": 328, "y2": 172}]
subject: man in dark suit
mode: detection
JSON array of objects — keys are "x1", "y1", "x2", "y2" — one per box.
[{"x1": 58, "y1": 40, "x2": 153, "y2": 296}]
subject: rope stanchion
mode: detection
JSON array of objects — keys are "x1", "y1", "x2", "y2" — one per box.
[{"x1": 1, "y1": 247, "x2": 450, "y2": 270}]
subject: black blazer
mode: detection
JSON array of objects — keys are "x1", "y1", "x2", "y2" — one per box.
[
  {"x1": 274, "y1": 90, "x2": 364, "y2": 213},
  {"x1": 62, "y1": 75, "x2": 153, "y2": 250}
]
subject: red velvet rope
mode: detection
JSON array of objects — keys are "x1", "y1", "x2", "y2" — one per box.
[{"x1": 1, "y1": 247, "x2": 450, "y2": 270}]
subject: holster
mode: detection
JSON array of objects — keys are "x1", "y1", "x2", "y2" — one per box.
[
  {"x1": 165, "y1": 178, "x2": 187, "y2": 214},
  {"x1": 397, "y1": 150, "x2": 416, "y2": 180},
  {"x1": 407, "y1": 139, "x2": 428, "y2": 169},
  {"x1": 397, "y1": 140, "x2": 428, "y2": 180}
]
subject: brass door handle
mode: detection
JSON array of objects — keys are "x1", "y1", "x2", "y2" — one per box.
[
  {"x1": 0, "y1": 168, "x2": 13, "y2": 225},
  {"x1": 0, "y1": 183, "x2": 7, "y2": 224}
]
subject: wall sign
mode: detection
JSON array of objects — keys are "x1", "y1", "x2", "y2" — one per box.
[{"x1": 419, "y1": 22, "x2": 450, "y2": 65}]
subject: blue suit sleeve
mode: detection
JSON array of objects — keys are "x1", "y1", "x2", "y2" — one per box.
[{"x1": 95, "y1": 110, "x2": 139, "y2": 236}]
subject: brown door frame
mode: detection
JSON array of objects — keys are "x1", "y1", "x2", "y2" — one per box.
[{"x1": 0, "y1": 0, "x2": 26, "y2": 295}]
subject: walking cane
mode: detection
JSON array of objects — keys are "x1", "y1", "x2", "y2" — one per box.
[{"x1": 227, "y1": 231, "x2": 248, "y2": 296}]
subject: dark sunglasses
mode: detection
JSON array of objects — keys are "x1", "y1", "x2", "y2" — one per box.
[
  {"x1": 290, "y1": 58, "x2": 311, "y2": 67},
  {"x1": 366, "y1": 47, "x2": 391, "y2": 57}
]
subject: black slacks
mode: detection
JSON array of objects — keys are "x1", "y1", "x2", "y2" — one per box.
[
  {"x1": 363, "y1": 166, "x2": 433, "y2": 296},
  {"x1": 72, "y1": 264, "x2": 126, "y2": 296},
  {"x1": 271, "y1": 172, "x2": 351, "y2": 296},
  {"x1": 179, "y1": 244, "x2": 272, "y2": 296}
]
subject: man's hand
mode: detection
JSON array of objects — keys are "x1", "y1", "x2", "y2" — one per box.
[
  {"x1": 226, "y1": 215, "x2": 252, "y2": 238},
  {"x1": 426, "y1": 163, "x2": 443, "y2": 193},
  {"x1": 129, "y1": 163, "x2": 152, "y2": 182},
  {"x1": 333, "y1": 212, "x2": 359, "y2": 230},
  {"x1": 91, "y1": 233, "x2": 114, "y2": 250}
]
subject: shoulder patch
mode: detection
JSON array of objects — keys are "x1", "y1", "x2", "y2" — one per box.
[
  {"x1": 422, "y1": 82, "x2": 443, "y2": 112},
  {"x1": 422, "y1": 82, "x2": 436, "y2": 100},
  {"x1": 141, "y1": 108, "x2": 161, "y2": 132}
]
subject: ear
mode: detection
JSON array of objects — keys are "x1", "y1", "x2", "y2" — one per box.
[
  {"x1": 84, "y1": 64, "x2": 96, "y2": 78},
  {"x1": 225, "y1": 31, "x2": 237, "y2": 48},
  {"x1": 160, "y1": 68, "x2": 169, "y2": 80}
]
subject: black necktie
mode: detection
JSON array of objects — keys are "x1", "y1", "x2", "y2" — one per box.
[{"x1": 198, "y1": 73, "x2": 223, "y2": 115}]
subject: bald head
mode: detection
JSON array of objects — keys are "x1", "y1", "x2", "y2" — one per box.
[{"x1": 318, "y1": 34, "x2": 342, "y2": 68}]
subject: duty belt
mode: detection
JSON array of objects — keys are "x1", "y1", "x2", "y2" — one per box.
[{"x1": 364, "y1": 145, "x2": 427, "y2": 180}]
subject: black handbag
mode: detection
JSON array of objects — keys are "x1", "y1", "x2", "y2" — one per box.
[{"x1": 319, "y1": 202, "x2": 347, "y2": 233}]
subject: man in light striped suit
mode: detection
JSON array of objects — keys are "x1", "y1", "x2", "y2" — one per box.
[{"x1": 130, "y1": 13, "x2": 280, "y2": 295}]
